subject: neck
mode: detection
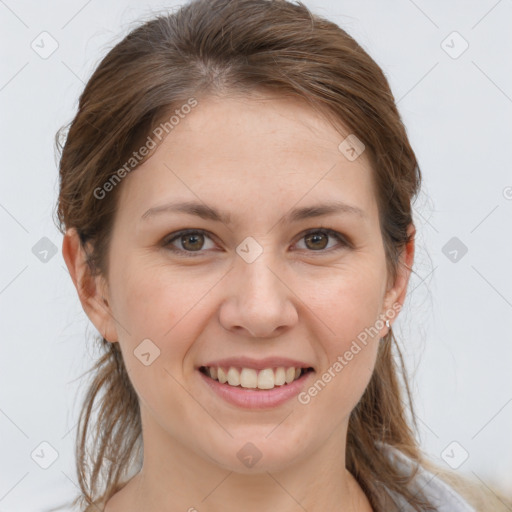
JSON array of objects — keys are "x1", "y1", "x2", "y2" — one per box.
[{"x1": 107, "y1": 411, "x2": 373, "y2": 512}]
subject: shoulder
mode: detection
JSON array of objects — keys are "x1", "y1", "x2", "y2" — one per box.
[
  {"x1": 406, "y1": 464, "x2": 477, "y2": 512},
  {"x1": 380, "y1": 443, "x2": 476, "y2": 512}
]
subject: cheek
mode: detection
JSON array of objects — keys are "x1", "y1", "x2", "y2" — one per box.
[
  {"x1": 112, "y1": 260, "x2": 208, "y2": 339},
  {"x1": 307, "y1": 263, "x2": 385, "y2": 342},
  {"x1": 302, "y1": 317, "x2": 380, "y2": 422},
  {"x1": 110, "y1": 265, "x2": 199, "y2": 421},
  {"x1": 301, "y1": 265, "x2": 384, "y2": 406},
  {"x1": 110, "y1": 261, "x2": 219, "y2": 387}
]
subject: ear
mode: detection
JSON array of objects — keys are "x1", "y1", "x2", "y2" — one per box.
[
  {"x1": 380, "y1": 223, "x2": 416, "y2": 335},
  {"x1": 62, "y1": 228, "x2": 118, "y2": 343}
]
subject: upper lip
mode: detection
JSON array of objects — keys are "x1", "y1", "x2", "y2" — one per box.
[{"x1": 198, "y1": 357, "x2": 315, "y2": 371}]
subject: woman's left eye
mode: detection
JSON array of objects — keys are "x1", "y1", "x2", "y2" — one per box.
[
  {"x1": 162, "y1": 228, "x2": 349, "y2": 257},
  {"x1": 294, "y1": 229, "x2": 348, "y2": 252}
]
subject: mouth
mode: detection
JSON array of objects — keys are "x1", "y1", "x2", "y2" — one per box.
[{"x1": 199, "y1": 365, "x2": 315, "y2": 391}]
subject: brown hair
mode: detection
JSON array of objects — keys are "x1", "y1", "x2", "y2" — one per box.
[{"x1": 52, "y1": 0, "x2": 502, "y2": 510}]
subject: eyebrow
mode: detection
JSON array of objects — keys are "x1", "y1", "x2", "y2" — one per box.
[{"x1": 140, "y1": 200, "x2": 365, "y2": 225}]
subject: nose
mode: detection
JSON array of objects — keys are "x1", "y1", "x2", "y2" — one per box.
[{"x1": 218, "y1": 254, "x2": 298, "y2": 338}]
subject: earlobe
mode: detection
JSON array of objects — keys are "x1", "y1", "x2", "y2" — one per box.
[{"x1": 62, "y1": 228, "x2": 118, "y2": 343}]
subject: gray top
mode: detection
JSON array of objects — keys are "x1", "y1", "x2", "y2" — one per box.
[{"x1": 382, "y1": 444, "x2": 476, "y2": 512}]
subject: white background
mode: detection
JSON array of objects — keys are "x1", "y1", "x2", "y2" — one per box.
[{"x1": 1, "y1": 0, "x2": 511, "y2": 510}]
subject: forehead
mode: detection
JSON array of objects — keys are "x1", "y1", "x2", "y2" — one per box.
[{"x1": 116, "y1": 93, "x2": 377, "y2": 225}]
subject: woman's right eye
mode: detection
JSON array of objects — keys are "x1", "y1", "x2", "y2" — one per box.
[{"x1": 163, "y1": 229, "x2": 216, "y2": 257}]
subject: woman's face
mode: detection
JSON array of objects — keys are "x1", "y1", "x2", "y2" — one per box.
[{"x1": 75, "y1": 93, "x2": 413, "y2": 474}]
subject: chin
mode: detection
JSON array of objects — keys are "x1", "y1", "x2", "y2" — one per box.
[{"x1": 201, "y1": 434, "x2": 309, "y2": 475}]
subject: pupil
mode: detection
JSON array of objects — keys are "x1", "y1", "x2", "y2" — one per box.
[
  {"x1": 183, "y1": 233, "x2": 203, "y2": 251},
  {"x1": 306, "y1": 232, "x2": 327, "y2": 250}
]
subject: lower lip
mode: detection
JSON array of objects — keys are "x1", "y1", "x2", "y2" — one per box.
[{"x1": 198, "y1": 370, "x2": 313, "y2": 409}]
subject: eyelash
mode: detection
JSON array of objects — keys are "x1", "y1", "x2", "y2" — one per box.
[{"x1": 162, "y1": 228, "x2": 350, "y2": 258}]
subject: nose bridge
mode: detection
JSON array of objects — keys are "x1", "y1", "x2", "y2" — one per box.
[{"x1": 235, "y1": 239, "x2": 282, "y2": 305}]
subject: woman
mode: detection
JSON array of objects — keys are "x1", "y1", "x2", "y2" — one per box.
[{"x1": 55, "y1": 0, "x2": 506, "y2": 510}]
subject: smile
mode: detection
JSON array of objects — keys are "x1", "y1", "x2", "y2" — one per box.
[
  {"x1": 199, "y1": 365, "x2": 314, "y2": 390},
  {"x1": 198, "y1": 364, "x2": 315, "y2": 409}
]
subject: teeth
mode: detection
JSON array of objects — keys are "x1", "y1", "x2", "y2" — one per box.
[
  {"x1": 227, "y1": 367, "x2": 240, "y2": 386},
  {"x1": 274, "y1": 367, "x2": 286, "y2": 386},
  {"x1": 257, "y1": 368, "x2": 275, "y2": 390},
  {"x1": 240, "y1": 368, "x2": 258, "y2": 388},
  {"x1": 217, "y1": 367, "x2": 228, "y2": 384},
  {"x1": 285, "y1": 367, "x2": 295, "y2": 384},
  {"x1": 204, "y1": 366, "x2": 308, "y2": 390}
]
